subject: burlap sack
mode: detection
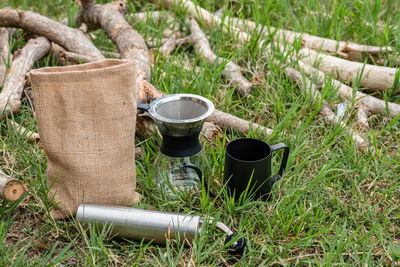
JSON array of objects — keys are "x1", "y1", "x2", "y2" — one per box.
[{"x1": 30, "y1": 59, "x2": 140, "y2": 219}]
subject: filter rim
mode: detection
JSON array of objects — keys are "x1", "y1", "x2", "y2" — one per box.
[{"x1": 148, "y1": 94, "x2": 215, "y2": 124}]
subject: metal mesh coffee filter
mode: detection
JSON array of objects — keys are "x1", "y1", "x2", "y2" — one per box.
[{"x1": 146, "y1": 94, "x2": 214, "y2": 136}]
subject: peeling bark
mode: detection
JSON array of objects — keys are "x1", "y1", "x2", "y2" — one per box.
[
  {"x1": 0, "y1": 8, "x2": 104, "y2": 61},
  {"x1": 190, "y1": 19, "x2": 252, "y2": 96},
  {"x1": 0, "y1": 36, "x2": 50, "y2": 119},
  {"x1": 299, "y1": 48, "x2": 397, "y2": 91}
]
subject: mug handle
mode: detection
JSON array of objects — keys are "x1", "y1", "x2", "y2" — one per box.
[
  {"x1": 180, "y1": 163, "x2": 217, "y2": 198},
  {"x1": 270, "y1": 143, "x2": 289, "y2": 184}
]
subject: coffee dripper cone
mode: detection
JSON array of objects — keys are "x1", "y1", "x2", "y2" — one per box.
[{"x1": 138, "y1": 94, "x2": 215, "y2": 197}]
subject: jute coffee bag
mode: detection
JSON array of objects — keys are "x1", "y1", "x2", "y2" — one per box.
[{"x1": 30, "y1": 59, "x2": 140, "y2": 219}]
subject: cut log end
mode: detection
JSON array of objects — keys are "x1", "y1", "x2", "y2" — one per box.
[{"x1": 2, "y1": 179, "x2": 25, "y2": 202}]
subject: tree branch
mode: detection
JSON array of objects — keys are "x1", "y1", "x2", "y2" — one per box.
[
  {"x1": 299, "y1": 48, "x2": 397, "y2": 91},
  {"x1": 80, "y1": 0, "x2": 151, "y2": 81},
  {"x1": 189, "y1": 18, "x2": 252, "y2": 96},
  {"x1": 0, "y1": 36, "x2": 50, "y2": 118},
  {"x1": 80, "y1": 0, "x2": 272, "y2": 138},
  {"x1": 0, "y1": 7, "x2": 103, "y2": 61},
  {"x1": 0, "y1": 27, "x2": 11, "y2": 84},
  {"x1": 219, "y1": 16, "x2": 393, "y2": 62},
  {"x1": 285, "y1": 66, "x2": 370, "y2": 150},
  {"x1": 298, "y1": 60, "x2": 400, "y2": 117}
]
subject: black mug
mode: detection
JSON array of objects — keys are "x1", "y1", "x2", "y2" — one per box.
[{"x1": 223, "y1": 138, "x2": 289, "y2": 201}]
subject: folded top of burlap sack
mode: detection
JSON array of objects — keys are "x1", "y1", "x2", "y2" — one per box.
[
  {"x1": 31, "y1": 59, "x2": 140, "y2": 219},
  {"x1": 31, "y1": 59, "x2": 132, "y2": 80}
]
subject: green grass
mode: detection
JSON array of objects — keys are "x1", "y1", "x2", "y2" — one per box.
[{"x1": 1, "y1": 0, "x2": 400, "y2": 265}]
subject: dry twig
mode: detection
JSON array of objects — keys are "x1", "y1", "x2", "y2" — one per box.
[
  {"x1": 158, "y1": 34, "x2": 191, "y2": 57},
  {"x1": 0, "y1": 36, "x2": 50, "y2": 118},
  {"x1": 299, "y1": 48, "x2": 398, "y2": 91},
  {"x1": 51, "y1": 42, "x2": 92, "y2": 65},
  {"x1": 0, "y1": 7, "x2": 103, "y2": 61},
  {"x1": 80, "y1": 0, "x2": 272, "y2": 138},
  {"x1": 357, "y1": 104, "x2": 370, "y2": 130},
  {"x1": 153, "y1": 0, "x2": 249, "y2": 44},
  {"x1": 0, "y1": 27, "x2": 11, "y2": 84},
  {"x1": 297, "y1": 60, "x2": 400, "y2": 117},
  {"x1": 80, "y1": 0, "x2": 151, "y2": 81},
  {"x1": 221, "y1": 16, "x2": 393, "y2": 62},
  {"x1": 284, "y1": 67, "x2": 370, "y2": 150},
  {"x1": 189, "y1": 18, "x2": 252, "y2": 96}
]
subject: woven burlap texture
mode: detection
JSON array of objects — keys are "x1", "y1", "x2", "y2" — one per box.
[{"x1": 30, "y1": 59, "x2": 140, "y2": 219}]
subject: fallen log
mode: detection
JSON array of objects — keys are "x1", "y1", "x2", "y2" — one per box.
[
  {"x1": 0, "y1": 36, "x2": 50, "y2": 119},
  {"x1": 0, "y1": 27, "x2": 11, "y2": 84},
  {"x1": 297, "y1": 60, "x2": 400, "y2": 117},
  {"x1": 0, "y1": 169, "x2": 25, "y2": 202},
  {"x1": 145, "y1": 38, "x2": 170, "y2": 49},
  {"x1": 51, "y1": 42, "x2": 93, "y2": 65},
  {"x1": 299, "y1": 48, "x2": 397, "y2": 91},
  {"x1": 201, "y1": 121, "x2": 227, "y2": 145},
  {"x1": 220, "y1": 16, "x2": 393, "y2": 62},
  {"x1": 0, "y1": 7, "x2": 104, "y2": 61},
  {"x1": 199, "y1": 2, "x2": 400, "y2": 118},
  {"x1": 158, "y1": 34, "x2": 191, "y2": 57},
  {"x1": 80, "y1": 0, "x2": 273, "y2": 137},
  {"x1": 284, "y1": 67, "x2": 369, "y2": 150},
  {"x1": 189, "y1": 18, "x2": 252, "y2": 96},
  {"x1": 208, "y1": 109, "x2": 273, "y2": 137},
  {"x1": 156, "y1": 0, "x2": 385, "y2": 143},
  {"x1": 156, "y1": 0, "x2": 392, "y2": 63},
  {"x1": 136, "y1": 115, "x2": 228, "y2": 145},
  {"x1": 80, "y1": 0, "x2": 151, "y2": 81}
]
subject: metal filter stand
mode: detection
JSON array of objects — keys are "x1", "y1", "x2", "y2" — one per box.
[{"x1": 76, "y1": 203, "x2": 245, "y2": 255}]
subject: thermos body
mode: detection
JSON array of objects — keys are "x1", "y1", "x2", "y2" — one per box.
[{"x1": 76, "y1": 203, "x2": 201, "y2": 244}]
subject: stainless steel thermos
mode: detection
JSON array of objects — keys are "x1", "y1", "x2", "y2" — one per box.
[
  {"x1": 76, "y1": 203, "x2": 245, "y2": 254},
  {"x1": 76, "y1": 203, "x2": 201, "y2": 244}
]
